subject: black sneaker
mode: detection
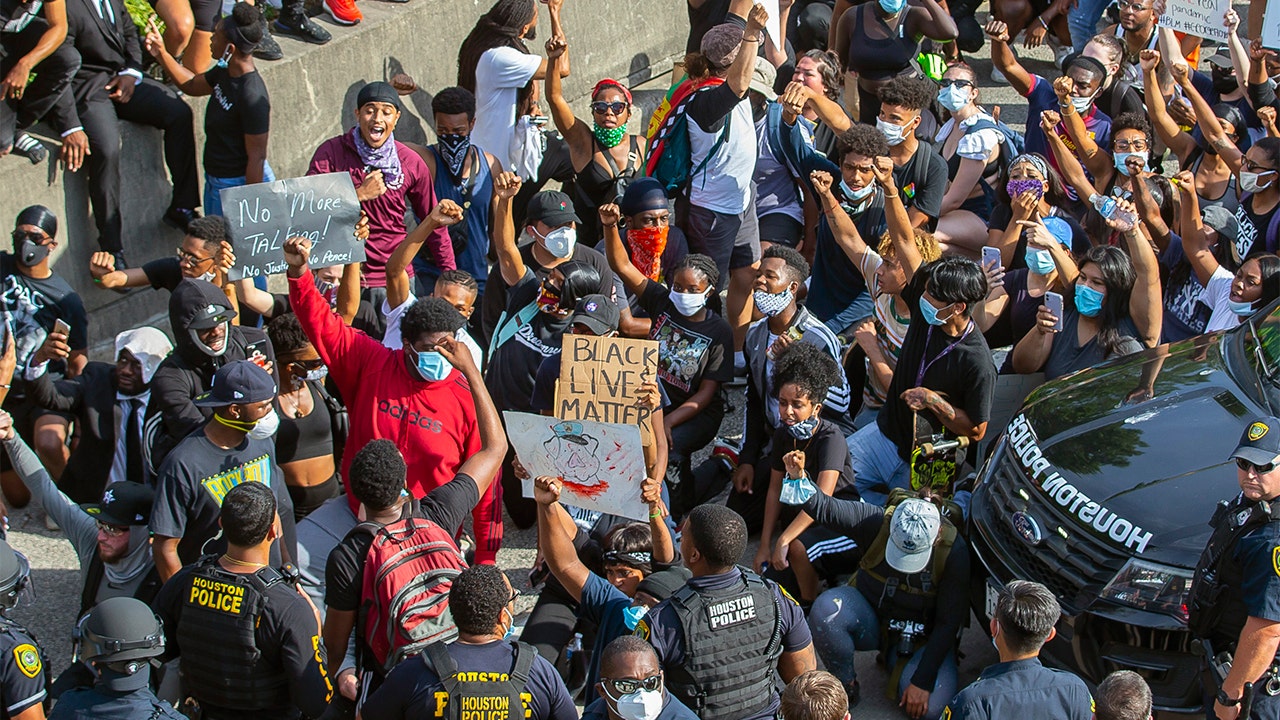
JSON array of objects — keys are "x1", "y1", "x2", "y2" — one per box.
[
  {"x1": 847, "y1": 681, "x2": 861, "y2": 710},
  {"x1": 253, "y1": 25, "x2": 283, "y2": 61},
  {"x1": 111, "y1": 251, "x2": 129, "y2": 271},
  {"x1": 274, "y1": 13, "x2": 331, "y2": 44},
  {"x1": 163, "y1": 207, "x2": 199, "y2": 232},
  {"x1": 11, "y1": 133, "x2": 46, "y2": 165}
]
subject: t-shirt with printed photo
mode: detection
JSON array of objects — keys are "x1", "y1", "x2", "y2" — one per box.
[
  {"x1": 636, "y1": 282, "x2": 733, "y2": 409},
  {"x1": 0, "y1": 252, "x2": 87, "y2": 374},
  {"x1": 150, "y1": 428, "x2": 294, "y2": 566}
]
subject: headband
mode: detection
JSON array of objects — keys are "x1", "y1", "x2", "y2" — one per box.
[
  {"x1": 592, "y1": 78, "x2": 633, "y2": 105},
  {"x1": 223, "y1": 19, "x2": 259, "y2": 54},
  {"x1": 1010, "y1": 153, "x2": 1050, "y2": 179},
  {"x1": 604, "y1": 550, "x2": 652, "y2": 569}
]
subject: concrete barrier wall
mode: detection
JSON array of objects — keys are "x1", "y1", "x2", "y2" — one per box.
[{"x1": 1, "y1": 0, "x2": 685, "y2": 356}]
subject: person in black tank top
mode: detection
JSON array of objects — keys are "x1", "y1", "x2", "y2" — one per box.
[{"x1": 544, "y1": 35, "x2": 646, "y2": 246}]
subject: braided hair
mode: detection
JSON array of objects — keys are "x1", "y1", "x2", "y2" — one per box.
[
  {"x1": 457, "y1": 0, "x2": 536, "y2": 94},
  {"x1": 672, "y1": 253, "x2": 722, "y2": 315}
]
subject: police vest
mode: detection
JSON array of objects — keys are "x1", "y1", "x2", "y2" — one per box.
[
  {"x1": 1188, "y1": 497, "x2": 1280, "y2": 648},
  {"x1": 853, "y1": 500, "x2": 957, "y2": 630},
  {"x1": 51, "y1": 686, "x2": 185, "y2": 720},
  {"x1": 423, "y1": 641, "x2": 536, "y2": 720},
  {"x1": 175, "y1": 556, "x2": 291, "y2": 711},
  {"x1": 666, "y1": 570, "x2": 782, "y2": 720}
]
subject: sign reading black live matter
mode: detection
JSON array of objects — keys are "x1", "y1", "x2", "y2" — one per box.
[{"x1": 221, "y1": 172, "x2": 364, "y2": 280}]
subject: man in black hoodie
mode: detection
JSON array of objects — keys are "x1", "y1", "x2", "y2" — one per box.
[{"x1": 146, "y1": 279, "x2": 275, "y2": 468}]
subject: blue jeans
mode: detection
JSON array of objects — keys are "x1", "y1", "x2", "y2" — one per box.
[
  {"x1": 204, "y1": 161, "x2": 276, "y2": 217},
  {"x1": 1068, "y1": 0, "x2": 1110, "y2": 51},
  {"x1": 847, "y1": 422, "x2": 910, "y2": 507},
  {"x1": 809, "y1": 585, "x2": 959, "y2": 720}
]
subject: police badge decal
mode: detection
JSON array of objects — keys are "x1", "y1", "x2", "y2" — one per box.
[
  {"x1": 13, "y1": 643, "x2": 39, "y2": 678},
  {"x1": 1273, "y1": 546, "x2": 1280, "y2": 577}
]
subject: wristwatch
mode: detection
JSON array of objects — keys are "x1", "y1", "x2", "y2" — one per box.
[{"x1": 1216, "y1": 689, "x2": 1241, "y2": 707}]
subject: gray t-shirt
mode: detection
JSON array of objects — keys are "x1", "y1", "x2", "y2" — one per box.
[
  {"x1": 150, "y1": 427, "x2": 295, "y2": 566},
  {"x1": 1044, "y1": 307, "x2": 1143, "y2": 380}
]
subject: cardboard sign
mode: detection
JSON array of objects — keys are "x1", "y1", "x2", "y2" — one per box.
[
  {"x1": 504, "y1": 412, "x2": 649, "y2": 522},
  {"x1": 554, "y1": 334, "x2": 660, "y2": 446},
  {"x1": 221, "y1": 172, "x2": 364, "y2": 280},
  {"x1": 1160, "y1": 0, "x2": 1229, "y2": 42}
]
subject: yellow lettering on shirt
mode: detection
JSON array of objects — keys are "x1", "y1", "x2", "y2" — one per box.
[
  {"x1": 199, "y1": 455, "x2": 272, "y2": 505},
  {"x1": 186, "y1": 575, "x2": 246, "y2": 614},
  {"x1": 431, "y1": 680, "x2": 533, "y2": 720}
]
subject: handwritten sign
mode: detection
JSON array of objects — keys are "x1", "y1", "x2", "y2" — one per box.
[
  {"x1": 555, "y1": 334, "x2": 659, "y2": 446},
  {"x1": 505, "y1": 411, "x2": 649, "y2": 522},
  {"x1": 220, "y1": 172, "x2": 364, "y2": 280},
  {"x1": 1160, "y1": 0, "x2": 1229, "y2": 42}
]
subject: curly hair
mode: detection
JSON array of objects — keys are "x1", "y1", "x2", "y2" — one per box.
[
  {"x1": 450, "y1": 565, "x2": 512, "y2": 635},
  {"x1": 835, "y1": 124, "x2": 890, "y2": 165},
  {"x1": 266, "y1": 313, "x2": 312, "y2": 356},
  {"x1": 800, "y1": 49, "x2": 842, "y2": 101},
  {"x1": 686, "y1": 505, "x2": 747, "y2": 570},
  {"x1": 878, "y1": 74, "x2": 935, "y2": 113},
  {"x1": 1110, "y1": 112, "x2": 1151, "y2": 143},
  {"x1": 762, "y1": 244, "x2": 809, "y2": 285},
  {"x1": 401, "y1": 297, "x2": 466, "y2": 346},
  {"x1": 877, "y1": 228, "x2": 942, "y2": 265},
  {"x1": 771, "y1": 342, "x2": 839, "y2": 405},
  {"x1": 348, "y1": 439, "x2": 406, "y2": 511},
  {"x1": 431, "y1": 86, "x2": 477, "y2": 121},
  {"x1": 186, "y1": 215, "x2": 229, "y2": 252}
]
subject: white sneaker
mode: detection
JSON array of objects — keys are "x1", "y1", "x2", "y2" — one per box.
[
  {"x1": 1053, "y1": 43, "x2": 1073, "y2": 68},
  {"x1": 43, "y1": 512, "x2": 59, "y2": 532},
  {"x1": 991, "y1": 65, "x2": 1007, "y2": 84}
]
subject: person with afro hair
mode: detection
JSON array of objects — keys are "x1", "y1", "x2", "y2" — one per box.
[{"x1": 751, "y1": 342, "x2": 859, "y2": 605}]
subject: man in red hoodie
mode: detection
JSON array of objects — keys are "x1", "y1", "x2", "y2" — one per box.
[{"x1": 283, "y1": 223, "x2": 503, "y2": 563}]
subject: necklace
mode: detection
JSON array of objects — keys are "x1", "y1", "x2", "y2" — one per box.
[{"x1": 220, "y1": 554, "x2": 267, "y2": 569}]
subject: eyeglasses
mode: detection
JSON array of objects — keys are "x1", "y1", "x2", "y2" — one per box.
[
  {"x1": 1244, "y1": 159, "x2": 1278, "y2": 174},
  {"x1": 938, "y1": 78, "x2": 974, "y2": 89},
  {"x1": 96, "y1": 521, "x2": 128, "y2": 537},
  {"x1": 1116, "y1": 1, "x2": 1152, "y2": 10},
  {"x1": 1113, "y1": 139, "x2": 1148, "y2": 151},
  {"x1": 290, "y1": 359, "x2": 324, "y2": 371},
  {"x1": 1237, "y1": 457, "x2": 1278, "y2": 473},
  {"x1": 606, "y1": 674, "x2": 663, "y2": 695},
  {"x1": 508, "y1": 588, "x2": 522, "y2": 605},
  {"x1": 11, "y1": 230, "x2": 48, "y2": 245},
  {"x1": 591, "y1": 101, "x2": 628, "y2": 116},
  {"x1": 176, "y1": 247, "x2": 214, "y2": 266}
]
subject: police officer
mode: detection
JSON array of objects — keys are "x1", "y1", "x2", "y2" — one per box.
[
  {"x1": 942, "y1": 581, "x2": 1093, "y2": 720},
  {"x1": 152, "y1": 481, "x2": 331, "y2": 720},
  {"x1": 790, "y1": 484, "x2": 969, "y2": 719},
  {"x1": 360, "y1": 564, "x2": 577, "y2": 720},
  {"x1": 1188, "y1": 416, "x2": 1280, "y2": 720},
  {"x1": 636, "y1": 504, "x2": 816, "y2": 720},
  {"x1": 0, "y1": 538, "x2": 46, "y2": 720},
  {"x1": 49, "y1": 597, "x2": 182, "y2": 719}
]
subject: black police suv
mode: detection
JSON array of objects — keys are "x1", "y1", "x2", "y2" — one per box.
[{"x1": 969, "y1": 302, "x2": 1280, "y2": 713}]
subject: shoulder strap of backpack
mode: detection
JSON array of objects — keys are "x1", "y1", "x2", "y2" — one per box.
[
  {"x1": 1110, "y1": 79, "x2": 1134, "y2": 121},
  {"x1": 509, "y1": 642, "x2": 537, "y2": 685},
  {"x1": 488, "y1": 299, "x2": 540, "y2": 358}
]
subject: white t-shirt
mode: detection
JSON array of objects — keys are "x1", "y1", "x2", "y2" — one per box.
[
  {"x1": 472, "y1": 46, "x2": 542, "y2": 171},
  {"x1": 688, "y1": 93, "x2": 755, "y2": 215},
  {"x1": 382, "y1": 296, "x2": 485, "y2": 367},
  {"x1": 1203, "y1": 268, "x2": 1243, "y2": 333}
]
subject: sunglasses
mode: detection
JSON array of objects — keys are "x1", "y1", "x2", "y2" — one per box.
[
  {"x1": 1237, "y1": 457, "x2": 1278, "y2": 473},
  {"x1": 591, "y1": 101, "x2": 628, "y2": 116},
  {"x1": 11, "y1": 230, "x2": 47, "y2": 245},
  {"x1": 938, "y1": 79, "x2": 974, "y2": 89},
  {"x1": 607, "y1": 674, "x2": 662, "y2": 695},
  {"x1": 176, "y1": 247, "x2": 214, "y2": 266},
  {"x1": 96, "y1": 521, "x2": 129, "y2": 537}
]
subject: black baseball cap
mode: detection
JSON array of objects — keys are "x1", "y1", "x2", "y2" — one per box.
[
  {"x1": 193, "y1": 360, "x2": 277, "y2": 407},
  {"x1": 1232, "y1": 416, "x2": 1280, "y2": 466},
  {"x1": 526, "y1": 191, "x2": 580, "y2": 227},
  {"x1": 571, "y1": 294, "x2": 619, "y2": 335},
  {"x1": 357, "y1": 81, "x2": 401, "y2": 111},
  {"x1": 83, "y1": 482, "x2": 154, "y2": 527}
]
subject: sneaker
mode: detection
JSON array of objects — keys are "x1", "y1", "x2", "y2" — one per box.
[
  {"x1": 274, "y1": 12, "x2": 331, "y2": 44},
  {"x1": 990, "y1": 64, "x2": 1007, "y2": 84},
  {"x1": 12, "y1": 133, "x2": 46, "y2": 164},
  {"x1": 43, "y1": 512, "x2": 59, "y2": 532},
  {"x1": 847, "y1": 681, "x2": 861, "y2": 710},
  {"x1": 163, "y1": 207, "x2": 199, "y2": 232},
  {"x1": 711, "y1": 437, "x2": 740, "y2": 471},
  {"x1": 323, "y1": 0, "x2": 361, "y2": 25},
  {"x1": 253, "y1": 26, "x2": 283, "y2": 61}
]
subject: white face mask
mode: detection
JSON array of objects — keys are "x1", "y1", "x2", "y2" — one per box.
[
  {"x1": 1241, "y1": 170, "x2": 1275, "y2": 194},
  {"x1": 197, "y1": 269, "x2": 217, "y2": 283},
  {"x1": 668, "y1": 289, "x2": 708, "y2": 317},
  {"x1": 611, "y1": 688, "x2": 663, "y2": 720},
  {"x1": 537, "y1": 226, "x2": 577, "y2": 259},
  {"x1": 247, "y1": 408, "x2": 279, "y2": 440},
  {"x1": 1070, "y1": 91, "x2": 1095, "y2": 114},
  {"x1": 876, "y1": 117, "x2": 908, "y2": 146}
]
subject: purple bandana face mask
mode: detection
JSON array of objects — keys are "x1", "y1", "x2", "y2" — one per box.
[{"x1": 1006, "y1": 178, "x2": 1045, "y2": 200}]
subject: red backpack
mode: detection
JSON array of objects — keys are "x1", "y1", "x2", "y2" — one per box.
[{"x1": 357, "y1": 516, "x2": 467, "y2": 675}]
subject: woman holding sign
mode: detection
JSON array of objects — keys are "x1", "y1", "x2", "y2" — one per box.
[
  {"x1": 145, "y1": 3, "x2": 272, "y2": 217},
  {"x1": 601, "y1": 203, "x2": 734, "y2": 519}
]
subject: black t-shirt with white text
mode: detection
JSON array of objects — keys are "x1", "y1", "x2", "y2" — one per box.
[
  {"x1": 0, "y1": 252, "x2": 88, "y2": 374},
  {"x1": 202, "y1": 65, "x2": 271, "y2": 178}
]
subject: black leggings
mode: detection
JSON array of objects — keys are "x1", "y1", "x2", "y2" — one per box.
[{"x1": 287, "y1": 474, "x2": 341, "y2": 522}]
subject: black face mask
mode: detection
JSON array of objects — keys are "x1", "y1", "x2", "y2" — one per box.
[
  {"x1": 1212, "y1": 70, "x2": 1238, "y2": 96},
  {"x1": 14, "y1": 236, "x2": 48, "y2": 267},
  {"x1": 437, "y1": 133, "x2": 471, "y2": 179}
]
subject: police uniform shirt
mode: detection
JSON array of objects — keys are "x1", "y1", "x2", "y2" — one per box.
[
  {"x1": 637, "y1": 568, "x2": 811, "y2": 720},
  {"x1": 49, "y1": 685, "x2": 185, "y2": 720},
  {"x1": 359, "y1": 639, "x2": 578, "y2": 720},
  {"x1": 0, "y1": 620, "x2": 46, "y2": 719},
  {"x1": 941, "y1": 658, "x2": 1093, "y2": 720},
  {"x1": 152, "y1": 564, "x2": 332, "y2": 719},
  {"x1": 1234, "y1": 518, "x2": 1280, "y2": 623},
  {"x1": 579, "y1": 572, "x2": 638, "y2": 704},
  {"x1": 581, "y1": 691, "x2": 699, "y2": 720},
  {"x1": 149, "y1": 429, "x2": 296, "y2": 566}
]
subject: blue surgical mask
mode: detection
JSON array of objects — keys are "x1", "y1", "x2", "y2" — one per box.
[
  {"x1": 918, "y1": 296, "x2": 953, "y2": 326},
  {"x1": 779, "y1": 474, "x2": 818, "y2": 506},
  {"x1": 840, "y1": 179, "x2": 874, "y2": 203},
  {"x1": 876, "y1": 117, "x2": 908, "y2": 146},
  {"x1": 622, "y1": 603, "x2": 648, "y2": 631},
  {"x1": 215, "y1": 45, "x2": 232, "y2": 69},
  {"x1": 786, "y1": 414, "x2": 820, "y2": 439},
  {"x1": 937, "y1": 85, "x2": 970, "y2": 113},
  {"x1": 1075, "y1": 284, "x2": 1105, "y2": 317},
  {"x1": 1113, "y1": 151, "x2": 1148, "y2": 176},
  {"x1": 415, "y1": 349, "x2": 453, "y2": 381},
  {"x1": 1070, "y1": 92, "x2": 1095, "y2": 114},
  {"x1": 1025, "y1": 248, "x2": 1057, "y2": 275},
  {"x1": 879, "y1": 0, "x2": 906, "y2": 13},
  {"x1": 501, "y1": 607, "x2": 518, "y2": 640},
  {"x1": 1230, "y1": 299, "x2": 1256, "y2": 316}
]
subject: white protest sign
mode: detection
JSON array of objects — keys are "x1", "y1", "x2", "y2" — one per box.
[
  {"x1": 1160, "y1": 0, "x2": 1230, "y2": 43},
  {"x1": 220, "y1": 172, "x2": 364, "y2": 281},
  {"x1": 762, "y1": 0, "x2": 782, "y2": 51},
  {"x1": 1265, "y1": 0, "x2": 1280, "y2": 48},
  {"x1": 504, "y1": 411, "x2": 649, "y2": 522}
]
